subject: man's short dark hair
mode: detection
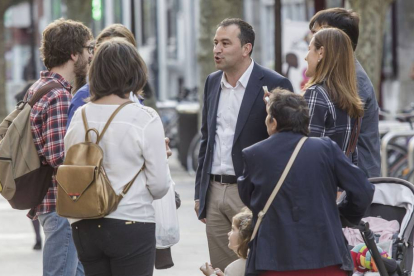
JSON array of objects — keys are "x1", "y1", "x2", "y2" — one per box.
[
  {"x1": 218, "y1": 18, "x2": 255, "y2": 56},
  {"x1": 268, "y1": 89, "x2": 310, "y2": 135},
  {"x1": 89, "y1": 38, "x2": 147, "y2": 101},
  {"x1": 309, "y1": 8, "x2": 359, "y2": 51},
  {"x1": 40, "y1": 18, "x2": 93, "y2": 70}
]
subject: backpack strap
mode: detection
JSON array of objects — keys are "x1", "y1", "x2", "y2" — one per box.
[
  {"x1": 26, "y1": 82, "x2": 63, "y2": 107},
  {"x1": 81, "y1": 101, "x2": 134, "y2": 143},
  {"x1": 117, "y1": 163, "x2": 146, "y2": 200},
  {"x1": 97, "y1": 101, "x2": 133, "y2": 143}
]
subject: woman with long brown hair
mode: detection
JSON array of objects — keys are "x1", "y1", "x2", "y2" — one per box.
[{"x1": 303, "y1": 27, "x2": 363, "y2": 163}]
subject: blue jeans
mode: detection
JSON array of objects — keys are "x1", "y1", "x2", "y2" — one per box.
[{"x1": 38, "y1": 211, "x2": 84, "y2": 276}]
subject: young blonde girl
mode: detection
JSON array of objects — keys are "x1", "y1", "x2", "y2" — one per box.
[{"x1": 200, "y1": 209, "x2": 253, "y2": 276}]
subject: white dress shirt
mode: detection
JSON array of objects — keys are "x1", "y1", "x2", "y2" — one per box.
[{"x1": 211, "y1": 60, "x2": 255, "y2": 176}]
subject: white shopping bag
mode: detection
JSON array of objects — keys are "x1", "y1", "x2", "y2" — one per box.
[{"x1": 153, "y1": 170, "x2": 180, "y2": 249}]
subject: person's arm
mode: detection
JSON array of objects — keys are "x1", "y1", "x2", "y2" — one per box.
[
  {"x1": 142, "y1": 114, "x2": 170, "y2": 199},
  {"x1": 194, "y1": 76, "x2": 210, "y2": 219},
  {"x1": 303, "y1": 87, "x2": 328, "y2": 137},
  {"x1": 332, "y1": 140, "x2": 375, "y2": 225},
  {"x1": 38, "y1": 90, "x2": 70, "y2": 168},
  {"x1": 237, "y1": 150, "x2": 254, "y2": 208}
]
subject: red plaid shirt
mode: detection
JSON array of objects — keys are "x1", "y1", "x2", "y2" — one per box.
[{"x1": 26, "y1": 71, "x2": 72, "y2": 219}]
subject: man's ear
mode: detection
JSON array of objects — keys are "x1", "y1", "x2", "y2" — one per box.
[
  {"x1": 243, "y1": 43, "x2": 252, "y2": 57},
  {"x1": 271, "y1": 117, "x2": 278, "y2": 132},
  {"x1": 71, "y1": 53, "x2": 79, "y2": 62}
]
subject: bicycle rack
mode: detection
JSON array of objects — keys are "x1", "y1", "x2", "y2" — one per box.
[{"x1": 381, "y1": 130, "x2": 414, "y2": 177}]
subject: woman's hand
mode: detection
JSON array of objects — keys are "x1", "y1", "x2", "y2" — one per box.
[{"x1": 200, "y1": 262, "x2": 215, "y2": 276}]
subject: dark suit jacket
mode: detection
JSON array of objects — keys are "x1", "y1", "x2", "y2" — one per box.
[
  {"x1": 195, "y1": 62, "x2": 293, "y2": 219},
  {"x1": 238, "y1": 131, "x2": 374, "y2": 275},
  {"x1": 355, "y1": 60, "x2": 381, "y2": 177}
]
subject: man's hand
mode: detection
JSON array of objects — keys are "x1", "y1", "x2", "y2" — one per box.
[
  {"x1": 194, "y1": 200, "x2": 206, "y2": 224},
  {"x1": 165, "y1": 137, "x2": 172, "y2": 158}
]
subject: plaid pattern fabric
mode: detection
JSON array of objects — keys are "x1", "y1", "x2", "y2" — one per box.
[
  {"x1": 26, "y1": 71, "x2": 72, "y2": 219},
  {"x1": 304, "y1": 84, "x2": 357, "y2": 164}
]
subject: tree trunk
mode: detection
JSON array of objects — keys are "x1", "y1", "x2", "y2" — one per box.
[
  {"x1": 396, "y1": 0, "x2": 414, "y2": 110},
  {"x1": 0, "y1": 0, "x2": 28, "y2": 121},
  {"x1": 348, "y1": 0, "x2": 395, "y2": 99},
  {"x1": 197, "y1": 0, "x2": 243, "y2": 125},
  {"x1": 65, "y1": 0, "x2": 92, "y2": 28}
]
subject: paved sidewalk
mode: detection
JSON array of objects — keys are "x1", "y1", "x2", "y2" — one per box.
[{"x1": 0, "y1": 152, "x2": 209, "y2": 276}]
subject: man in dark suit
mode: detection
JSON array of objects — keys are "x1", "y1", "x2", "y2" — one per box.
[{"x1": 194, "y1": 18, "x2": 293, "y2": 270}]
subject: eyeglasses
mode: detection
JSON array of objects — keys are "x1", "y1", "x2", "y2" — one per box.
[{"x1": 83, "y1": 45, "x2": 95, "y2": 55}]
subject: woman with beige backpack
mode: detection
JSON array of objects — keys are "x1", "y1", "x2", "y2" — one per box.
[{"x1": 62, "y1": 38, "x2": 170, "y2": 276}]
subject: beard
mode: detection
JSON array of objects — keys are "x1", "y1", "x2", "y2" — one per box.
[{"x1": 72, "y1": 55, "x2": 90, "y2": 95}]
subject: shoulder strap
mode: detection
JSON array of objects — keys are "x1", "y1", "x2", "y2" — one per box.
[
  {"x1": 81, "y1": 101, "x2": 133, "y2": 143},
  {"x1": 27, "y1": 82, "x2": 63, "y2": 107},
  {"x1": 97, "y1": 101, "x2": 133, "y2": 143},
  {"x1": 345, "y1": 117, "x2": 362, "y2": 157},
  {"x1": 117, "y1": 163, "x2": 146, "y2": 201},
  {"x1": 250, "y1": 136, "x2": 308, "y2": 241}
]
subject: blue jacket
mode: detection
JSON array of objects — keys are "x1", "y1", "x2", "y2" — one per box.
[
  {"x1": 195, "y1": 63, "x2": 293, "y2": 219},
  {"x1": 238, "y1": 131, "x2": 374, "y2": 275}
]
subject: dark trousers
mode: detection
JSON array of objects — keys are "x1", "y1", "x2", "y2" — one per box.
[{"x1": 72, "y1": 218, "x2": 156, "y2": 276}]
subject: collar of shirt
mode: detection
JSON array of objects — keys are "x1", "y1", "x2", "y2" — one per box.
[
  {"x1": 220, "y1": 59, "x2": 255, "y2": 90},
  {"x1": 40, "y1": 70, "x2": 72, "y2": 91}
]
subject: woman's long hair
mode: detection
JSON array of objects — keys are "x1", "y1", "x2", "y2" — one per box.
[{"x1": 304, "y1": 28, "x2": 363, "y2": 118}]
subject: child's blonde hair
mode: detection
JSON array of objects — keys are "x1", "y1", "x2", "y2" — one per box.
[{"x1": 232, "y1": 208, "x2": 253, "y2": 259}]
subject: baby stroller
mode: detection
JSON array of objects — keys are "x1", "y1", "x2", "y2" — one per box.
[{"x1": 341, "y1": 177, "x2": 414, "y2": 276}]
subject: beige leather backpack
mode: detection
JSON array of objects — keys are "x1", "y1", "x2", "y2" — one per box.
[{"x1": 56, "y1": 101, "x2": 144, "y2": 219}]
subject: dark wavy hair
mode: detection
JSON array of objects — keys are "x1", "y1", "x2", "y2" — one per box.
[
  {"x1": 309, "y1": 8, "x2": 359, "y2": 51},
  {"x1": 89, "y1": 38, "x2": 147, "y2": 101},
  {"x1": 268, "y1": 89, "x2": 310, "y2": 135},
  {"x1": 40, "y1": 18, "x2": 93, "y2": 70}
]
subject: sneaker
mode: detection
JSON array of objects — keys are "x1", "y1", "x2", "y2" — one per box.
[{"x1": 33, "y1": 241, "x2": 42, "y2": 250}]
